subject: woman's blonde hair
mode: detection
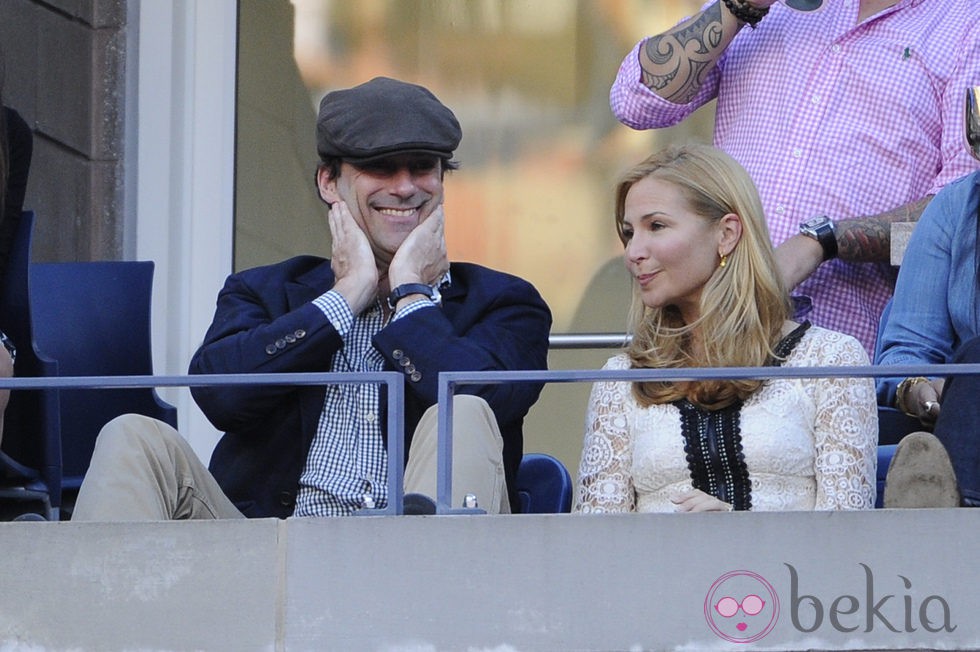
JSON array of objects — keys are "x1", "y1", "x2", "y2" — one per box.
[{"x1": 614, "y1": 144, "x2": 792, "y2": 410}]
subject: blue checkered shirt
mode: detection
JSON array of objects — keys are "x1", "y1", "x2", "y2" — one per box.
[{"x1": 292, "y1": 288, "x2": 437, "y2": 517}]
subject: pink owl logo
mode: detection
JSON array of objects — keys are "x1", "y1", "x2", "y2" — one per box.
[{"x1": 704, "y1": 570, "x2": 780, "y2": 643}]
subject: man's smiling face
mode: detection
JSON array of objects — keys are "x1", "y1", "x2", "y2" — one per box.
[{"x1": 320, "y1": 153, "x2": 444, "y2": 265}]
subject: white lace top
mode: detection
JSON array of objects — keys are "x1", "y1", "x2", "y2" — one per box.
[{"x1": 574, "y1": 326, "x2": 878, "y2": 512}]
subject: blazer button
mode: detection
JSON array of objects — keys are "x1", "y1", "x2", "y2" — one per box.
[
  {"x1": 392, "y1": 349, "x2": 404, "y2": 360},
  {"x1": 410, "y1": 371, "x2": 422, "y2": 382},
  {"x1": 294, "y1": 329, "x2": 306, "y2": 339},
  {"x1": 405, "y1": 364, "x2": 416, "y2": 374},
  {"x1": 265, "y1": 344, "x2": 278, "y2": 355},
  {"x1": 275, "y1": 339, "x2": 287, "y2": 349},
  {"x1": 279, "y1": 491, "x2": 295, "y2": 507},
  {"x1": 284, "y1": 333, "x2": 297, "y2": 344},
  {"x1": 400, "y1": 357, "x2": 411, "y2": 367}
]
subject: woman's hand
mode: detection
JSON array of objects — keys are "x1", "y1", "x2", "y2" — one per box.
[{"x1": 669, "y1": 487, "x2": 733, "y2": 512}]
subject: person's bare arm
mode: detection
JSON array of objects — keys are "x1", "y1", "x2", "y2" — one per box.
[
  {"x1": 638, "y1": 0, "x2": 776, "y2": 103},
  {"x1": 775, "y1": 196, "x2": 933, "y2": 290}
]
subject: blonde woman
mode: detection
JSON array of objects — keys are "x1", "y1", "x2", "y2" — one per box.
[{"x1": 575, "y1": 144, "x2": 877, "y2": 513}]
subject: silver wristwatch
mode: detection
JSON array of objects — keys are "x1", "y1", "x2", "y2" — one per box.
[{"x1": 799, "y1": 215, "x2": 838, "y2": 261}]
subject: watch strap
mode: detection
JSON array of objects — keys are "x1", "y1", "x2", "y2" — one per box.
[
  {"x1": 800, "y1": 216, "x2": 838, "y2": 261},
  {"x1": 386, "y1": 283, "x2": 436, "y2": 310}
]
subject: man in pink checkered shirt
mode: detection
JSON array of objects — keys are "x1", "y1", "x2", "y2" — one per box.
[{"x1": 610, "y1": 0, "x2": 980, "y2": 356}]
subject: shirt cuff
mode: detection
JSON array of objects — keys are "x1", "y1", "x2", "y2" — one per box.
[
  {"x1": 313, "y1": 290, "x2": 354, "y2": 336},
  {"x1": 392, "y1": 298, "x2": 437, "y2": 322}
]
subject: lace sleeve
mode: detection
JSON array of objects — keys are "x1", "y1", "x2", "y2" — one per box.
[
  {"x1": 574, "y1": 356, "x2": 636, "y2": 513},
  {"x1": 808, "y1": 333, "x2": 878, "y2": 510}
]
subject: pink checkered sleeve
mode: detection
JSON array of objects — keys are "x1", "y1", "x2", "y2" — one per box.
[{"x1": 609, "y1": 40, "x2": 721, "y2": 131}]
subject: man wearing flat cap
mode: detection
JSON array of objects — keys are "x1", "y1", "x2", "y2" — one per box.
[{"x1": 72, "y1": 77, "x2": 552, "y2": 520}]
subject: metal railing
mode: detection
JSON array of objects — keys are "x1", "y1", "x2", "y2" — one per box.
[
  {"x1": 432, "y1": 362, "x2": 980, "y2": 514},
  {"x1": 6, "y1": 362, "x2": 980, "y2": 517},
  {"x1": 0, "y1": 372, "x2": 407, "y2": 516},
  {"x1": 547, "y1": 333, "x2": 629, "y2": 350}
]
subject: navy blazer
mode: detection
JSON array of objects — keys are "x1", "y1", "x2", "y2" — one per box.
[{"x1": 189, "y1": 256, "x2": 552, "y2": 517}]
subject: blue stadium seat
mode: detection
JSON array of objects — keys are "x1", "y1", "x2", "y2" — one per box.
[
  {"x1": 515, "y1": 453, "x2": 573, "y2": 514},
  {"x1": 29, "y1": 261, "x2": 178, "y2": 518},
  {"x1": 0, "y1": 225, "x2": 177, "y2": 520}
]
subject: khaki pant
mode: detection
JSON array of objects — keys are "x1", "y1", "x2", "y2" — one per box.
[{"x1": 72, "y1": 395, "x2": 509, "y2": 521}]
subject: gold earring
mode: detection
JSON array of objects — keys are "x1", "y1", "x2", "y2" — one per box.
[{"x1": 719, "y1": 254, "x2": 728, "y2": 268}]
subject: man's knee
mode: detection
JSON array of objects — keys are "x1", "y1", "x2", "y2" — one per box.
[
  {"x1": 96, "y1": 414, "x2": 180, "y2": 455},
  {"x1": 450, "y1": 394, "x2": 493, "y2": 419},
  {"x1": 418, "y1": 394, "x2": 493, "y2": 423}
]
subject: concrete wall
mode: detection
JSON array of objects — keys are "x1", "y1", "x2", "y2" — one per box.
[
  {"x1": 2, "y1": 510, "x2": 978, "y2": 651},
  {"x1": 1, "y1": 0, "x2": 130, "y2": 262}
]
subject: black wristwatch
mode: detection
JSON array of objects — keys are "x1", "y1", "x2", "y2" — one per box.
[
  {"x1": 799, "y1": 215, "x2": 838, "y2": 261},
  {"x1": 386, "y1": 283, "x2": 441, "y2": 310}
]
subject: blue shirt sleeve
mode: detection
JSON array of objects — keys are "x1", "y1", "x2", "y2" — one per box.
[{"x1": 876, "y1": 174, "x2": 980, "y2": 404}]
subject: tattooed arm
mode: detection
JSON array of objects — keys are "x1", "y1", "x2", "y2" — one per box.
[
  {"x1": 638, "y1": 0, "x2": 777, "y2": 104},
  {"x1": 774, "y1": 196, "x2": 934, "y2": 290}
]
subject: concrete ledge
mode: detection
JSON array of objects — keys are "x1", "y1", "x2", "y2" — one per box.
[
  {"x1": 2, "y1": 510, "x2": 979, "y2": 651},
  {"x1": 0, "y1": 519, "x2": 281, "y2": 651}
]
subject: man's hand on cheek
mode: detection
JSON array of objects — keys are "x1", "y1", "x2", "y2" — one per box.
[
  {"x1": 329, "y1": 201, "x2": 379, "y2": 314},
  {"x1": 389, "y1": 206, "x2": 449, "y2": 288}
]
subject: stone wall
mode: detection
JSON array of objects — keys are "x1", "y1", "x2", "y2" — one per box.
[
  {"x1": 1, "y1": 511, "x2": 977, "y2": 650},
  {"x1": 1, "y1": 0, "x2": 129, "y2": 262}
]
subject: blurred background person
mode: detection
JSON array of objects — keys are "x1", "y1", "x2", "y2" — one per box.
[{"x1": 609, "y1": 0, "x2": 980, "y2": 357}]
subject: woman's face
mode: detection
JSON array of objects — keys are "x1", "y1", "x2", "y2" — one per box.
[{"x1": 621, "y1": 176, "x2": 728, "y2": 324}]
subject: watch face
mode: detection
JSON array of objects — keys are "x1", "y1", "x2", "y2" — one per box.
[{"x1": 799, "y1": 216, "x2": 837, "y2": 260}]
